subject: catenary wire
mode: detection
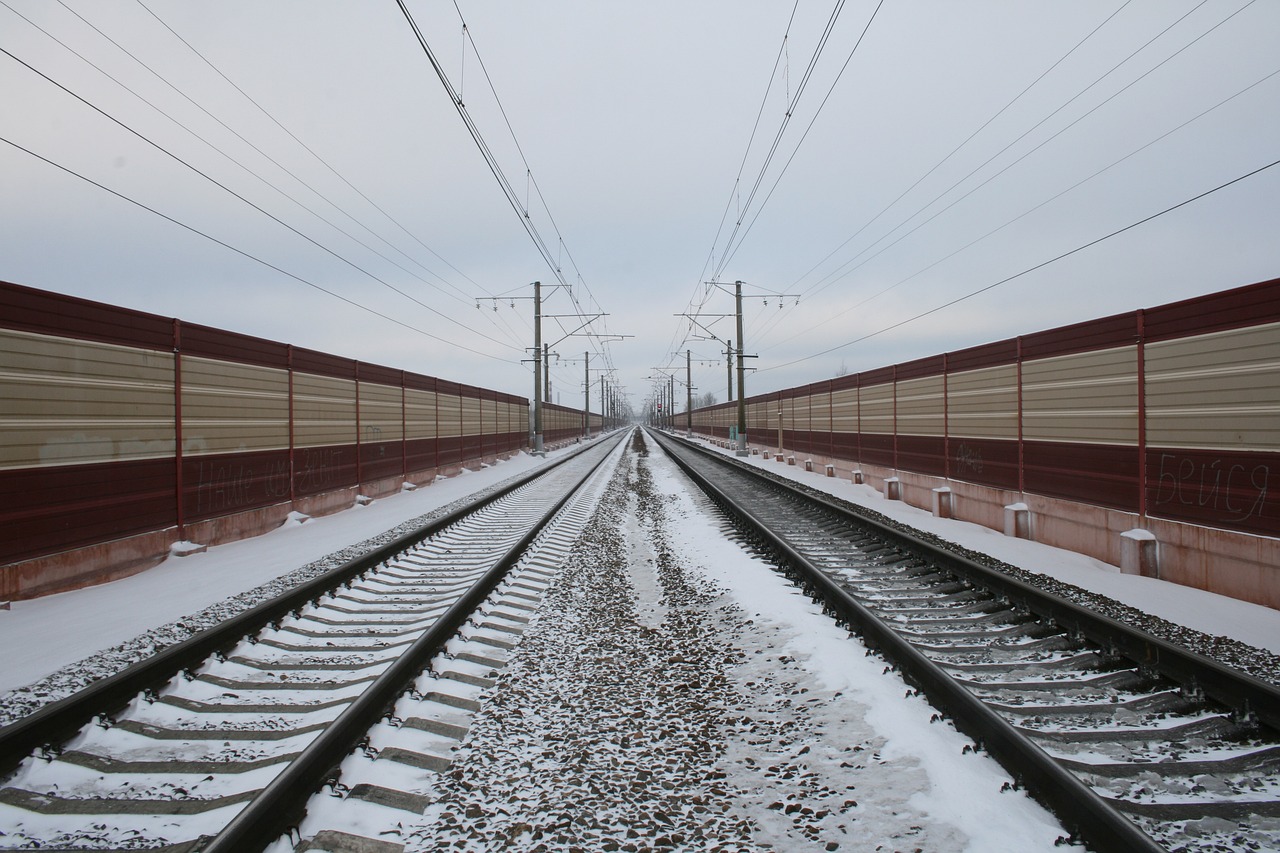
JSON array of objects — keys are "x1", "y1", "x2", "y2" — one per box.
[
  {"x1": 762, "y1": 155, "x2": 1280, "y2": 373},
  {"x1": 751, "y1": 0, "x2": 1254, "y2": 351},
  {"x1": 0, "y1": 40, "x2": 524, "y2": 353},
  {"x1": 6, "y1": 1, "x2": 528, "y2": 352},
  {"x1": 0, "y1": 134, "x2": 513, "y2": 362},
  {"x1": 795, "y1": 0, "x2": 1231, "y2": 305},
  {"x1": 130, "y1": 0, "x2": 533, "y2": 346}
]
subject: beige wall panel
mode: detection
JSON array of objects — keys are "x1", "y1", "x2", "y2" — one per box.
[
  {"x1": 810, "y1": 393, "x2": 831, "y2": 430},
  {"x1": 947, "y1": 364, "x2": 1018, "y2": 440},
  {"x1": 359, "y1": 382, "x2": 404, "y2": 444},
  {"x1": 404, "y1": 389, "x2": 438, "y2": 441},
  {"x1": 484, "y1": 398, "x2": 499, "y2": 437},
  {"x1": 437, "y1": 393, "x2": 462, "y2": 437},
  {"x1": 1147, "y1": 323, "x2": 1280, "y2": 450},
  {"x1": 460, "y1": 395, "x2": 483, "y2": 436},
  {"x1": 293, "y1": 373, "x2": 356, "y2": 448},
  {"x1": 1022, "y1": 347, "x2": 1137, "y2": 445},
  {"x1": 860, "y1": 383, "x2": 894, "y2": 436},
  {"x1": 1, "y1": 329, "x2": 174, "y2": 468},
  {"x1": 181, "y1": 357, "x2": 289, "y2": 456},
  {"x1": 831, "y1": 387, "x2": 858, "y2": 433},
  {"x1": 896, "y1": 376, "x2": 945, "y2": 437}
]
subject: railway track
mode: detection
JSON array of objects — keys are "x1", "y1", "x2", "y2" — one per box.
[
  {"x1": 649, "y1": 428, "x2": 1280, "y2": 853},
  {"x1": 0, "y1": 432, "x2": 627, "y2": 852}
]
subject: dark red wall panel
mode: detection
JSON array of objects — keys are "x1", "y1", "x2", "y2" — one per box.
[
  {"x1": 1020, "y1": 312, "x2": 1137, "y2": 361},
  {"x1": 0, "y1": 280, "x2": 172, "y2": 351},
  {"x1": 947, "y1": 436, "x2": 1020, "y2": 491},
  {"x1": 1147, "y1": 447, "x2": 1280, "y2": 537},
  {"x1": 179, "y1": 322, "x2": 289, "y2": 369},
  {"x1": 1024, "y1": 441, "x2": 1139, "y2": 512},
  {"x1": 0, "y1": 458, "x2": 175, "y2": 564},
  {"x1": 1144, "y1": 276, "x2": 1280, "y2": 342},
  {"x1": 183, "y1": 449, "x2": 291, "y2": 521},
  {"x1": 404, "y1": 438, "x2": 438, "y2": 473},
  {"x1": 897, "y1": 434, "x2": 946, "y2": 478},
  {"x1": 860, "y1": 433, "x2": 894, "y2": 468},
  {"x1": 360, "y1": 440, "x2": 405, "y2": 484},
  {"x1": 292, "y1": 444, "x2": 358, "y2": 498}
]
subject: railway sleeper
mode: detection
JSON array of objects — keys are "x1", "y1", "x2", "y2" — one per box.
[
  {"x1": 296, "y1": 828, "x2": 404, "y2": 853},
  {"x1": 0, "y1": 784, "x2": 259, "y2": 816},
  {"x1": 50, "y1": 747, "x2": 302, "y2": 775},
  {"x1": 988, "y1": 688, "x2": 1187, "y2": 718},
  {"x1": 1112, "y1": 796, "x2": 1280, "y2": 821},
  {"x1": 225, "y1": 655, "x2": 396, "y2": 673},
  {"x1": 914, "y1": 631, "x2": 1077, "y2": 656},
  {"x1": 1021, "y1": 713, "x2": 1240, "y2": 744},
  {"x1": 110, "y1": 718, "x2": 334, "y2": 741},
  {"x1": 933, "y1": 650, "x2": 1104, "y2": 673},
  {"x1": 159, "y1": 693, "x2": 353, "y2": 715},
  {"x1": 1060, "y1": 742, "x2": 1280, "y2": 779}
]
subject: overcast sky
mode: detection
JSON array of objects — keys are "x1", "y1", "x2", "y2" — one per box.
[{"x1": 4, "y1": 1, "x2": 1278, "y2": 412}]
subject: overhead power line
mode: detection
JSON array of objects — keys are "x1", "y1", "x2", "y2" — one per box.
[
  {"x1": 764, "y1": 154, "x2": 1280, "y2": 373},
  {"x1": 0, "y1": 39, "x2": 522, "y2": 352},
  {"x1": 0, "y1": 134, "x2": 512, "y2": 362}
]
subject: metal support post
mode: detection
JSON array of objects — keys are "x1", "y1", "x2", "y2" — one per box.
[
  {"x1": 532, "y1": 281, "x2": 544, "y2": 455},
  {"x1": 686, "y1": 348, "x2": 693, "y2": 434},
  {"x1": 735, "y1": 281, "x2": 748, "y2": 455}
]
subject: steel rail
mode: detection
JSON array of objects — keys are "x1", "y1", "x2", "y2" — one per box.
[
  {"x1": 649, "y1": 429, "x2": 1172, "y2": 852},
  {"x1": 658, "y1": 432, "x2": 1280, "y2": 733},
  {"x1": 0, "y1": 436, "x2": 609, "y2": 776},
  {"x1": 205, "y1": 431, "x2": 625, "y2": 850}
]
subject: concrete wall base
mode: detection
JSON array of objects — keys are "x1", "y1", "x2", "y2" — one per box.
[
  {"x1": 1121, "y1": 529, "x2": 1159, "y2": 577},
  {"x1": 932, "y1": 487, "x2": 953, "y2": 520}
]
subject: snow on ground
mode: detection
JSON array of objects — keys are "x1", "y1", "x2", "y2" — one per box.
[
  {"x1": 404, "y1": 429, "x2": 1066, "y2": 851},
  {"x1": 690, "y1": 436, "x2": 1280, "y2": 656},
  {"x1": 0, "y1": 448, "x2": 563, "y2": 697},
  {"x1": 647, "y1": 449, "x2": 1066, "y2": 851}
]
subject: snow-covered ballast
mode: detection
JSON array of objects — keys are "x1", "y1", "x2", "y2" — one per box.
[{"x1": 690, "y1": 276, "x2": 1280, "y2": 610}]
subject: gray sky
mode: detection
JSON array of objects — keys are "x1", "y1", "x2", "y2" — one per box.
[{"x1": 4, "y1": 1, "x2": 1278, "y2": 412}]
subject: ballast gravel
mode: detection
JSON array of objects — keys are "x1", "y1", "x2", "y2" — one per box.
[{"x1": 405, "y1": 431, "x2": 989, "y2": 851}]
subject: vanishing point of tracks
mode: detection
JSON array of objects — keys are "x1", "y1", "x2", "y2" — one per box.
[
  {"x1": 0, "y1": 432, "x2": 626, "y2": 852},
  {"x1": 651, "y1": 428, "x2": 1280, "y2": 853}
]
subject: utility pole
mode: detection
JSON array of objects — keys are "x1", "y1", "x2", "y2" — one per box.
[
  {"x1": 543, "y1": 343, "x2": 551, "y2": 402},
  {"x1": 668, "y1": 373, "x2": 675, "y2": 431},
  {"x1": 726, "y1": 338, "x2": 734, "y2": 403},
  {"x1": 686, "y1": 349, "x2": 693, "y2": 434},
  {"x1": 735, "y1": 280, "x2": 747, "y2": 455},
  {"x1": 583, "y1": 352, "x2": 590, "y2": 439},
  {"x1": 532, "y1": 280, "x2": 543, "y2": 455}
]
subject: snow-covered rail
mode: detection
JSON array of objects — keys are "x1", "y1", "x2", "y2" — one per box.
[
  {"x1": 0, "y1": 432, "x2": 627, "y2": 851},
  {"x1": 649, "y1": 428, "x2": 1280, "y2": 853}
]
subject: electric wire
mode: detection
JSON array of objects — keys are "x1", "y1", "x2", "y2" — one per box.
[
  {"x1": 0, "y1": 133, "x2": 511, "y2": 362},
  {"x1": 133, "y1": 1, "x2": 510, "y2": 316},
  {"x1": 783, "y1": 0, "x2": 1135, "y2": 296},
  {"x1": 763, "y1": 154, "x2": 1280, "y2": 373},
  {"x1": 0, "y1": 38, "x2": 523, "y2": 352},
  {"x1": 751, "y1": 0, "x2": 1256, "y2": 352},
  {"x1": 11, "y1": 0, "x2": 526, "y2": 352},
  {"x1": 714, "y1": 0, "x2": 886, "y2": 280},
  {"x1": 449, "y1": 3, "x2": 614, "y2": 370},
  {"x1": 795, "y1": 0, "x2": 1231, "y2": 305},
  {"x1": 761, "y1": 51, "x2": 1280, "y2": 354},
  {"x1": 395, "y1": 0, "x2": 616, "y2": 384},
  {"x1": 710, "y1": 0, "x2": 848, "y2": 284}
]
